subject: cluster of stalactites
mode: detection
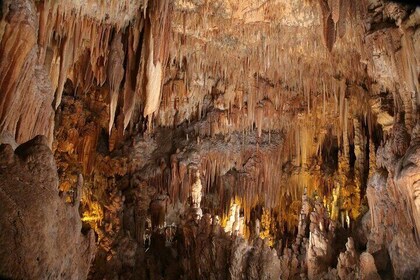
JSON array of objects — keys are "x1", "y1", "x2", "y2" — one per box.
[
  {"x1": 35, "y1": 0, "x2": 171, "y2": 138},
  {"x1": 151, "y1": 91, "x2": 374, "y2": 233},
  {"x1": 0, "y1": 0, "x2": 55, "y2": 146},
  {"x1": 155, "y1": 0, "x2": 366, "y2": 130}
]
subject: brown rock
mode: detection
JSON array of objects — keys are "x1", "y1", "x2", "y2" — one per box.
[{"x1": 0, "y1": 136, "x2": 96, "y2": 279}]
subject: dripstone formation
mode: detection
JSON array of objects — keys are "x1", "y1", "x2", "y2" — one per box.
[{"x1": 0, "y1": 0, "x2": 419, "y2": 279}]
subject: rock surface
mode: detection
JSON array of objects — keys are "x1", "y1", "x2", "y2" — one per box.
[
  {"x1": 0, "y1": 136, "x2": 96, "y2": 279},
  {"x1": 0, "y1": 0, "x2": 419, "y2": 279}
]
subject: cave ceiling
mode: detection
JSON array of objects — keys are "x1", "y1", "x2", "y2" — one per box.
[{"x1": 0, "y1": 0, "x2": 420, "y2": 279}]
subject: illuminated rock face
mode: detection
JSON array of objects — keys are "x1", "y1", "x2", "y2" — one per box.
[{"x1": 0, "y1": 0, "x2": 419, "y2": 279}]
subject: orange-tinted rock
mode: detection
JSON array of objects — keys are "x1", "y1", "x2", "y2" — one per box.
[{"x1": 0, "y1": 0, "x2": 54, "y2": 146}]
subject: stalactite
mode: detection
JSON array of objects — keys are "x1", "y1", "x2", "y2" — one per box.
[
  {"x1": 142, "y1": 0, "x2": 171, "y2": 126},
  {"x1": 107, "y1": 33, "x2": 124, "y2": 134},
  {"x1": 399, "y1": 31, "x2": 419, "y2": 130},
  {"x1": 144, "y1": 32, "x2": 163, "y2": 119},
  {"x1": 123, "y1": 19, "x2": 144, "y2": 130},
  {"x1": 353, "y1": 118, "x2": 366, "y2": 187},
  {"x1": 319, "y1": 0, "x2": 336, "y2": 52},
  {"x1": 343, "y1": 98, "x2": 349, "y2": 158}
]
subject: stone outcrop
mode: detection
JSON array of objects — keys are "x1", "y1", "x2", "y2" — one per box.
[
  {"x1": 366, "y1": 123, "x2": 420, "y2": 278},
  {"x1": 0, "y1": 136, "x2": 96, "y2": 279}
]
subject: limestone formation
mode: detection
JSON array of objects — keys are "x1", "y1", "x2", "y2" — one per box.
[
  {"x1": 0, "y1": 0, "x2": 420, "y2": 279},
  {"x1": 0, "y1": 136, "x2": 96, "y2": 279}
]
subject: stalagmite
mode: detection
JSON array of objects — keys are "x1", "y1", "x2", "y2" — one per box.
[
  {"x1": 191, "y1": 169, "x2": 202, "y2": 207},
  {"x1": 337, "y1": 237, "x2": 358, "y2": 280},
  {"x1": 359, "y1": 252, "x2": 381, "y2": 280}
]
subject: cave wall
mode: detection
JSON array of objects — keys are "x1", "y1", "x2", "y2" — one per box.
[{"x1": 0, "y1": 136, "x2": 96, "y2": 279}]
